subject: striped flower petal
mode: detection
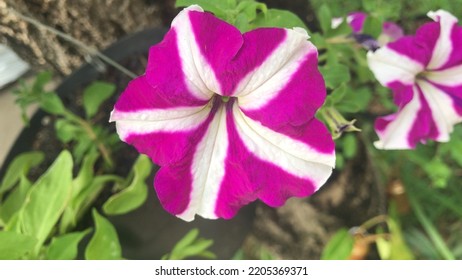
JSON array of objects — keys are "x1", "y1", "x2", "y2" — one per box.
[
  {"x1": 111, "y1": 5, "x2": 335, "y2": 221},
  {"x1": 368, "y1": 10, "x2": 462, "y2": 149}
]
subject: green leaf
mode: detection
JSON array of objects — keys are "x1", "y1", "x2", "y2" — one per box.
[
  {"x1": 320, "y1": 63, "x2": 351, "y2": 89},
  {"x1": 318, "y1": 4, "x2": 332, "y2": 34},
  {"x1": 83, "y1": 81, "x2": 116, "y2": 118},
  {"x1": 39, "y1": 92, "x2": 66, "y2": 115},
  {"x1": 362, "y1": 16, "x2": 383, "y2": 38},
  {"x1": 321, "y1": 228, "x2": 354, "y2": 260},
  {"x1": 165, "y1": 229, "x2": 215, "y2": 260},
  {"x1": 55, "y1": 119, "x2": 80, "y2": 143},
  {"x1": 46, "y1": 229, "x2": 91, "y2": 260},
  {"x1": 237, "y1": 1, "x2": 267, "y2": 22},
  {"x1": 32, "y1": 72, "x2": 52, "y2": 94},
  {"x1": 171, "y1": 229, "x2": 199, "y2": 254},
  {"x1": 343, "y1": 134, "x2": 357, "y2": 159},
  {"x1": 0, "y1": 231, "x2": 37, "y2": 260},
  {"x1": 19, "y1": 150, "x2": 73, "y2": 250},
  {"x1": 0, "y1": 151, "x2": 44, "y2": 195},
  {"x1": 175, "y1": 0, "x2": 228, "y2": 19},
  {"x1": 252, "y1": 9, "x2": 308, "y2": 30},
  {"x1": 386, "y1": 208, "x2": 414, "y2": 260},
  {"x1": 0, "y1": 175, "x2": 32, "y2": 224},
  {"x1": 73, "y1": 151, "x2": 99, "y2": 196},
  {"x1": 85, "y1": 209, "x2": 122, "y2": 260},
  {"x1": 423, "y1": 158, "x2": 451, "y2": 188},
  {"x1": 329, "y1": 83, "x2": 347, "y2": 104},
  {"x1": 234, "y1": 13, "x2": 250, "y2": 32},
  {"x1": 103, "y1": 155, "x2": 151, "y2": 215}
]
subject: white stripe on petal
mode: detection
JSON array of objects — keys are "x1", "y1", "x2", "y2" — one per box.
[
  {"x1": 177, "y1": 105, "x2": 228, "y2": 221},
  {"x1": 236, "y1": 29, "x2": 316, "y2": 110},
  {"x1": 367, "y1": 47, "x2": 424, "y2": 87},
  {"x1": 426, "y1": 64, "x2": 462, "y2": 86},
  {"x1": 173, "y1": 5, "x2": 221, "y2": 99},
  {"x1": 427, "y1": 10, "x2": 458, "y2": 70},
  {"x1": 418, "y1": 80, "x2": 462, "y2": 141},
  {"x1": 110, "y1": 105, "x2": 211, "y2": 141},
  {"x1": 233, "y1": 106, "x2": 334, "y2": 189},
  {"x1": 374, "y1": 86, "x2": 421, "y2": 149}
]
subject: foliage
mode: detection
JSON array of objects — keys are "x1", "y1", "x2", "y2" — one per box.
[{"x1": 162, "y1": 228, "x2": 216, "y2": 260}]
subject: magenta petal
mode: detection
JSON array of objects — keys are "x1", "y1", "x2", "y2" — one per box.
[{"x1": 348, "y1": 12, "x2": 367, "y2": 33}]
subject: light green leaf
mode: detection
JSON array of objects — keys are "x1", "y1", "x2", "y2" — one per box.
[
  {"x1": 237, "y1": 1, "x2": 267, "y2": 22},
  {"x1": 0, "y1": 151, "x2": 44, "y2": 195},
  {"x1": 171, "y1": 229, "x2": 199, "y2": 254},
  {"x1": 252, "y1": 9, "x2": 308, "y2": 30},
  {"x1": 73, "y1": 151, "x2": 99, "y2": 196},
  {"x1": 103, "y1": 155, "x2": 151, "y2": 215},
  {"x1": 320, "y1": 63, "x2": 351, "y2": 89},
  {"x1": 85, "y1": 209, "x2": 122, "y2": 260},
  {"x1": 83, "y1": 81, "x2": 116, "y2": 118},
  {"x1": 19, "y1": 150, "x2": 73, "y2": 250},
  {"x1": 0, "y1": 231, "x2": 37, "y2": 260},
  {"x1": 234, "y1": 13, "x2": 250, "y2": 32},
  {"x1": 40, "y1": 92, "x2": 65, "y2": 115},
  {"x1": 55, "y1": 119, "x2": 80, "y2": 143},
  {"x1": 318, "y1": 4, "x2": 332, "y2": 34},
  {"x1": 164, "y1": 229, "x2": 215, "y2": 260},
  {"x1": 175, "y1": 0, "x2": 228, "y2": 19},
  {"x1": 46, "y1": 229, "x2": 91, "y2": 260},
  {"x1": 0, "y1": 175, "x2": 32, "y2": 224},
  {"x1": 321, "y1": 228, "x2": 354, "y2": 260}
]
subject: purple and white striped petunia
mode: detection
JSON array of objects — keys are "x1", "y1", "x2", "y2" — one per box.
[
  {"x1": 110, "y1": 5, "x2": 335, "y2": 221},
  {"x1": 368, "y1": 10, "x2": 462, "y2": 149}
]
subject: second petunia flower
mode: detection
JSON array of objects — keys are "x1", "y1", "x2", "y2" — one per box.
[
  {"x1": 368, "y1": 10, "x2": 462, "y2": 150},
  {"x1": 110, "y1": 5, "x2": 335, "y2": 221}
]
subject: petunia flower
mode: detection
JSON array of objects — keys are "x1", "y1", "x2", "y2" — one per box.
[
  {"x1": 368, "y1": 10, "x2": 462, "y2": 150},
  {"x1": 109, "y1": 5, "x2": 335, "y2": 221}
]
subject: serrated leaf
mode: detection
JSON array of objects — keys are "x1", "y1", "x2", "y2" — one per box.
[
  {"x1": 321, "y1": 228, "x2": 354, "y2": 260},
  {"x1": 46, "y1": 229, "x2": 91, "y2": 260},
  {"x1": 0, "y1": 151, "x2": 44, "y2": 195},
  {"x1": 19, "y1": 150, "x2": 73, "y2": 251},
  {"x1": 0, "y1": 231, "x2": 37, "y2": 260},
  {"x1": 102, "y1": 155, "x2": 151, "y2": 215},
  {"x1": 83, "y1": 81, "x2": 116, "y2": 118},
  {"x1": 85, "y1": 209, "x2": 122, "y2": 260},
  {"x1": 252, "y1": 9, "x2": 308, "y2": 30}
]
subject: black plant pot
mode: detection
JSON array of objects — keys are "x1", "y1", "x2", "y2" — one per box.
[{"x1": 0, "y1": 27, "x2": 255, "y2": 260}]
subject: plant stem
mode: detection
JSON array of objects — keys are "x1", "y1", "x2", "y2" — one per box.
[
  {"x1": 64, "y1": 112, "x2": 114, "y2": 168},
  {"x1": 7, "y1": 8, "x2": 137, "y2": 79},
  {"x1": 407, "y1": 189, "x2": 455, "y2": 260}
]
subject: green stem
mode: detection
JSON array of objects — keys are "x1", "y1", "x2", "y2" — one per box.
[
  {"x1": 64, "y1": 112, "x2": 114, "y2": 168},
  {"x1": 407, "y1": 189, "x2": 455, "y2": 260}
]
